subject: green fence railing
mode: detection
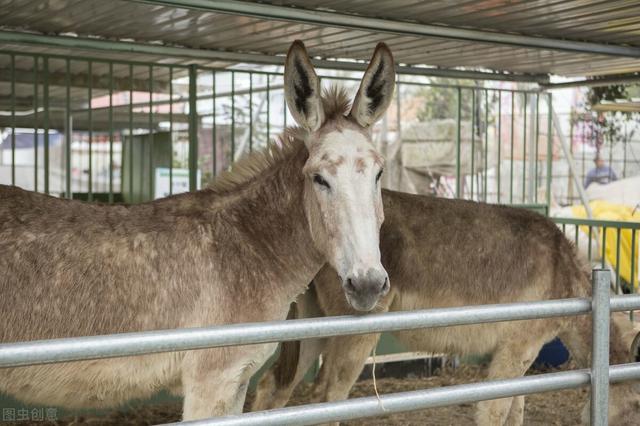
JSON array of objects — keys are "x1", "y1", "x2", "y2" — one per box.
[
  {"x1": 0, "y1": 51, "x2": 551, "y2": 207},
  {"x1": 553, "y1": 217, "x2": 640, "y2": 295}
]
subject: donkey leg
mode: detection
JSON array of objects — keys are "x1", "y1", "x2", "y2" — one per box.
[
  {"x1": 252, "y1": 337, "x2": 327, "y2": 411},
  {"x1": 310, "y1": 333, "x2": 380, "y2": 426},
  {"x1": 182, "y1": 345, "x2": 276, "y2": 420},
  {"x1": 503, "y1": 395, "x2": 524, "y2": 426},
  {"x1": 253, "y1": 289, "x2": 328, "y2": 412},
  {"x1": 313, "y1": 333, "x2": 381, "y2": 403},
  {"x1": 182, "y1": 366, "x2": 243, "y2": 420},
  {"x1": 475, "y1": 323, "x2": 554, "y2": 426}
]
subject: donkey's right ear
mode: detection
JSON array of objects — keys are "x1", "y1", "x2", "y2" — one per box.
[
  {"x1": 349, "y1": 43, "x2": 395, "y2": 128},
  {"x1": 284, "y1": 40, "x2": 325, "y2": 132}
]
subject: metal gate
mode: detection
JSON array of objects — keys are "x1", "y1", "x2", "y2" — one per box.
[{"x1": 0, "y1": 269, "x2": 639, "y2": 425}]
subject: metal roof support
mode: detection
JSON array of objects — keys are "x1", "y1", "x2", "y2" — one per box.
[
  {"x1": 0, "y1": 31, "x2": 547, "y2": 83},
  {"x1": 541, "y1": 73, "x2": 640, "y2": 89},
  {"x1": 548, "y1": 96, "x2": 593, "y2": 220},
  {"x1": 0, "y1": 66, "x2": 168, "y2": 92},
  {"x1": 131, "y1": 0, "x2": 640, "y2": 58}
]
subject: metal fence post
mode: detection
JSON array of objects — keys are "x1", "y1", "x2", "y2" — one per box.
[
  {"x1": 591, "y1": 268, "x2": 610, "y2": 426},
  {"x1": 65, "y1": 58, "x2": 72, "y2": 199},
  {"x1": 545, "y1": 93, "x2": 553, "y2": 215},
  {"x1": 455, "y1": 87, "x2": 461, "y2": 198},
  {"x1": 43, "y1": 56, "x2": 50, "y2": 195},
  {"x1": 188, "y1": 64, "x2": 198, "y2": 191}
]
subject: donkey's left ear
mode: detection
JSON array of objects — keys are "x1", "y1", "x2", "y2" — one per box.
[
  {"x1": 349, "y1": 43, "x2": 395, "y2": 128},
  {"x1": 284, "y1": 40, "x2": 325, "y2": 132}
]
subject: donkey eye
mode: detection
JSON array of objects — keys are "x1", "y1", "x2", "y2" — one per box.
[
  {"x1": 313, "y1": 174, "x2": 331, "y2": 189},
  {"x1": 375, "y1": 169, "x2": 384, "y2": 183}
]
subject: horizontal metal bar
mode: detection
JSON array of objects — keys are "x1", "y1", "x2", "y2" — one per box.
[
  {"x1": 0, "y1": 30, "x2": 264, "y2": 64},
  {"x1": 0, "y1": 298, "x2": 592, "y2": 368},
  {"x1": 2, "y1": 295, "x2": 638, "y2": 369},
  {"x1": 553, "y1": 217, "x2": 640, "y2": 230},
  {"x1": 610, "y1": 362, "x2": 640, "y2": 382},
  {"x1": 0, "y1": 31, "x2": 546, "y2": 83},
  {"x1": 0, "y1": 65, "x2": 169, "y2": 92},
  {"x1": 309, "y1": 57, "x2": 548, "y2": 83},
  {"x1": 541, "y1": 73, "x2": 640, "y2": 89},
  {"x1": 132, "y1": 0, "x2": 640, "y2": 58},
  {"x1": 610, "y1": 294, "x2": 640, "y2": 312},
  {"x1": 170, "y1": 363, "x2": 640, "y2": 426},
  {"x1": 70, "y1": 84, "x2": 285, "y2": 114},
  {"x1": 0, "y1": 55, "x2": 544, "y2": 96}
]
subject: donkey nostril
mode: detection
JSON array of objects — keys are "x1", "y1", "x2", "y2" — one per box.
[
  {"x1": 381, "y1": 277, "x2": 390, "y2": 293},
  {"x1": 345, "y1": 277, "x2": 356, "y2": 293}
]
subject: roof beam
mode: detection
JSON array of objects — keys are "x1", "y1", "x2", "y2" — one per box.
[
  {"x1": 0, "y1": 31, "x2": 547, "y2": 83},
  {"x1": 130, "y1": 0, "x2": 640, "y2": 58},
  {"x1": 0, "y1": 67, "x2": 169, "y2": 92},
  {"x1": 593, "y1": 102, "x2": 640, "y2": 113},
  {"x1": 0, "y1": 109, "x2": 188, "y2": 131},
  {"x1": 540, "y1": 73, "x2": 640, "y2": 89}
]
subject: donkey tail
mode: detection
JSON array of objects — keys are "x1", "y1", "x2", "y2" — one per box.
[{"x1": 273, "y1": 299, "x2": 302, "y2": 387}]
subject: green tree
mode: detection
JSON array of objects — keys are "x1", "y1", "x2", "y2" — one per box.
[
  {"x1": 584, "y1": 84, "x2": 639, "y2": 152},
  {"x1": 416, "y1": 80, "x2": 473, "y2": 121}
]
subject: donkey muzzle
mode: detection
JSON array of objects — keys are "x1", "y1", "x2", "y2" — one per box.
[{"x1": 342, "y1": 268, "x2": 389, "y2": 312}]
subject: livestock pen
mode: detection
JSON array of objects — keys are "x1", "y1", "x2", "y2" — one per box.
[
  {"x1": 0, "y1": 270, "x2": 638, "y2": 425},
  {"x1": 1, "y1": 1, "x2": 640, "y2": 425}
]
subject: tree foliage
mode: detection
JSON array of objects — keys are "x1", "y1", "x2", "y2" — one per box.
[
  {"x1": 416, "y1": 79, "x2": 475, "y2": 122},
  {"x1": 584, "y1": 84, "x2": 639, "y2": 151}
]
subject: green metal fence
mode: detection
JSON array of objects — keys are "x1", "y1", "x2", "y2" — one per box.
[
  {"x1": 2, "y1": 54, "x2": 637, "y2": 267},
  {"x1": 0, "y1": 51, "x2": 638, "y2": 413},
  {"x1": 1, "y1": 51, "x2": 637, "y2": 300},
  {"x1": 0, "y1": 51, "x2": 554, "y2": 208},
  {"x1": 395, "y1": 81, "x2": 553, "y2": 206},
  {"x1": 554, "y1": 217, "x2": 639, "y2": 295},
  {"x1": 553, "y1": 110, "x2": 640, "y2": 206}
]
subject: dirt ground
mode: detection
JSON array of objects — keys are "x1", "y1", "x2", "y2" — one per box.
[{"x1": 7, "y1": 364, "x2": 587, "y2": 425}]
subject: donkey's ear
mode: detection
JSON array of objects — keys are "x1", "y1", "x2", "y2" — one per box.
[
  {"x1": 349, "y1": 43, "x2": 395, "y2": 128},
  {"x1": 284, "y1": 40, "x2": 325, "y2": 132}
]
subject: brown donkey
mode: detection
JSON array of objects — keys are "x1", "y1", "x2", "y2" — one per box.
[
  {"x1": 253, "y1": 189, "x2": 640, "y2": 425},
  {"x1": 0, "y1": 41, "x2": 395, "y2": 421}
]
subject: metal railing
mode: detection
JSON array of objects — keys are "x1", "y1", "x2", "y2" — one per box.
[
  {"x1": 2, "y1": 50, "x2": 639, "y2": 223},
  {"x1": 1, "y1": 269, "x2": 640, "y2": 425},
  {"x1": 554, "y1": 217, "x2": 640, "y2": 295},
  {"x1": 0, "y1": 51, "x2": 551, "y2": 206}
]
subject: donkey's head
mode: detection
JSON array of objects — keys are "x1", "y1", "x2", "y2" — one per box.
[{"x1": 284, "y1": 40, "x2": 394, "y2": 312}]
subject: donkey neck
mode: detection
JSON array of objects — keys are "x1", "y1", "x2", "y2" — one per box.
[{"x1": 209, "y1": 142, "x2": 325, "y2": 304}]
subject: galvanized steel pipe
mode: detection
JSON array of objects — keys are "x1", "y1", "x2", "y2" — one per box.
[
  {"x1": 169, "y1": 363, "x2": 640, "y2": 426},
  {"x1": 0, "y1": 31, "x2": 545, "y2": 83},
  {"x1": 1, "y1": 295, "x2": 639, "y2": 369},
  {"x1": 591, "y1": 269, "x2": 611, "y2": 426},
  {"x1": 0, "y1": 298, "x2": 593, "y2": 368}
]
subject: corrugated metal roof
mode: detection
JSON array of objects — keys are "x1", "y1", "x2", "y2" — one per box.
[{"x1": 0, "y1": 0, "x2": 639, "y2": 78}]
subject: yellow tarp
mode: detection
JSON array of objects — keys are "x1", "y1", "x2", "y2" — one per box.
[{"x1": 571, "y1": 201, "x2": 640, "y2": 289}]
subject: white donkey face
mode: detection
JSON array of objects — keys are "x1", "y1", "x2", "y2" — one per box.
[{"x1": 284, "y1": 40, "x2": 395, "y2": 311}]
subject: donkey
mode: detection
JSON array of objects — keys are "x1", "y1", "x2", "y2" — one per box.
[
  {"x1": 0, "y1": 40, "x2": 395, "y2": 421},
  {"x1": 253, "y1": 189, "x2": 640, "y2": 425}
]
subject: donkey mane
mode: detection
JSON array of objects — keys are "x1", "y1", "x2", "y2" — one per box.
[
  {"x1": 207, "y1": 131, "x2": 302, "y2": 195},
  {"x1": 321, "y1": 86, "x2": 352, "y2": 120},
  {"x1": 207, "y1": 86, "x2": 352, "y2": 195}
]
